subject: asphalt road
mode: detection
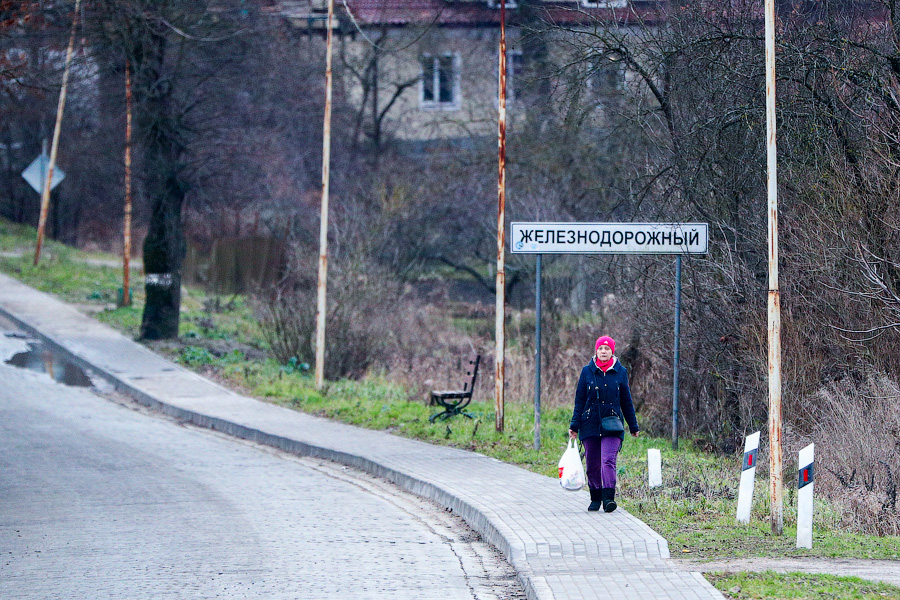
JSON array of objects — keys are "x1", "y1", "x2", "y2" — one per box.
[{"x1": 0, "y1": 324, "x2": 523, "y2": 600}]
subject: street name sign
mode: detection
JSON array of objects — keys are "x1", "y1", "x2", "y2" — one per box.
[
  {"x1": 22, "y1": 152, "x2": 65, "y2": 195},
  {"x1": 511, "y1": 222, "x2": 708, "y2": 254}
]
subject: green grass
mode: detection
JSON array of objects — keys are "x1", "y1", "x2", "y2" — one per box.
[
  {"x1": 636, "y1": 497, "x2": 900, "y2": 561},
  {"x1": 0, "y1": 219, "x2": 40, "y2": 252},
  {"x1": 706, "y1": 571, "x2": 900, "y2": 599},
  {"x1": 612, "y1": 443, "x2": 900, "y2": 561},
  {"x1": 0, "y1": 253, "x2": 126, "y2": 305},
  {"x1": 211, "y1": 356, "x2": 579, "y2": 468},
  {"x1": 94, "y1": 304, "x2": 143, "y2": 337},
  {"x1": 1, "y1": 218, "x2": 898, "y2": 577}
]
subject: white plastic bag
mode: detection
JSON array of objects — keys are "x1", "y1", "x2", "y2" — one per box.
[{"x1": 558, "y1": 438, "x2": 586, "y2": 491}]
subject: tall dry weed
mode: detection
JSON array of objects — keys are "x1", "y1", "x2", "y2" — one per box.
[
  {"x1": 378, "y1": 301, "x2": 494, "y2": 403},
  {"x1": 255, "y1": 250, "x2": 406, "y2": 380},
  {"x1": 804, "y1": 374, "x2": 900, "y2": 536}
]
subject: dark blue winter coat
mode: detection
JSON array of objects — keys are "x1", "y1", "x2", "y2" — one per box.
[{"x1": 569, "y1": 358, "x2": 639, "y2": 441}]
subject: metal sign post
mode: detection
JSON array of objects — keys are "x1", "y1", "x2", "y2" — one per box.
[
  {"x1": 534, "y1": 253, "x2": 542, "y2": 450},
  {"x1": 511, "y1": 222, "x2": 708, "y2": 444},
  {"x1": 673, "y1": 254, "x2": 682, "y2": 449}
]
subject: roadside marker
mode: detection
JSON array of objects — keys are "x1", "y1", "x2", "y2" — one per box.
[
  {"x1": 796, "y1": 443, "x2": 814, "y2": 549},
  {"x1": 736, "y1": 431, "x2": 760, "y2": 524},
  {"x1": 648, "y1": 449, "x2": 662, "y2": 488}
]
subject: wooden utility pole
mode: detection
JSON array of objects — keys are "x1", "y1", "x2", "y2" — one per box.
[
  {"x1": 494, "y1": 0, "x2": 507, "y2": 432},
  {"x1": 315, "y1": 0, "x2": 336, "y2": 390},
  {"x1": 122, "y1": 60, "x2": 133, "y2": 307},
  {"x1": 764, "y1": 0, "x2": 784, "y2": 535},
  {"x1": 34, "y1": 0, "x2": 81, "y2": 265}
]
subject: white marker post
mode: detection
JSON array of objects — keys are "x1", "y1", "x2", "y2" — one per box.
[
  {"x1": 797, "y1": 443, "x2": 815, "y2": 549},
  {"x1": 648, "y1": 449, "x2": 662, "y2": 488},
  {"x1": 736, "y1": 431, "x2": 761, "y2": 524}
]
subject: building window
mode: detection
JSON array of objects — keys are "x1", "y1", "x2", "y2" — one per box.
[
  {"x1": 503, "y1": 50, "x2": 524, "y2": 102},
  {"x1": 487, "y1": 0, "x2": 518, "y2": 8},
  {"x1": 588, "y1": 52, "x2": 625, "y2": 96},
  {"x1": 581, "y1": 0, "x2": 627, "y2": 7},
  {"x1": 421, "y1": 53, "x2": 459, "y2": 109}
]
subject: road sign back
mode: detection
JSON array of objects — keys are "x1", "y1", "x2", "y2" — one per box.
[{"x1": 22, "y1": 153, "x2": 66, "y2": 194}]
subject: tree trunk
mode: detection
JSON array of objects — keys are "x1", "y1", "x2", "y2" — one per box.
[
  {"x1": 140, "y1": 174, "x2": 185, "y2": 339},
  {"x1": 137, "y1": 31, "x2": 187, "y2": 340},
  {"x1": 139, "y1": 128, "x2": 186, "y2": 339}
]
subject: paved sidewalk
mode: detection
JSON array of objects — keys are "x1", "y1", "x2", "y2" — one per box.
[{"x1": 0, "y1": 273, "x2": 724, "y2": 600}]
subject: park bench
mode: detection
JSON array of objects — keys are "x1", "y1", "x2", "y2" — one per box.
[{"x1": 429, "y1": 354, "x2": 480, "y2": 423}]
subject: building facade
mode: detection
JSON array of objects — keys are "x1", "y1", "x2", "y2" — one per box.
[{"x1": 282, "y1": 0, "x2": 661, "y2": 146}]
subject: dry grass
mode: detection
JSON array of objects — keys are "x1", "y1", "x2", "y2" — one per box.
[{"x1": 804, "y1": 375, "x2": 900, "y2": 536}]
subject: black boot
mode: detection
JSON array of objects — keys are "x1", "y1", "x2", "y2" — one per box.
[
  {"x1": 602, "y1": 488, "x2": 617, "y2": 513},
  {"x1": 588, "y1": 488, "x2": 603, "y2": 512}
]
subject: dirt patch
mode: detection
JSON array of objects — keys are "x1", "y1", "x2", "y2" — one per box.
[{"x1": 674, "y1": 557, "x2": 900, "y2": 587}]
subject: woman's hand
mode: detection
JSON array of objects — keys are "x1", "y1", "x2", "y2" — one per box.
[
  {"x1": 568, "y1": 429, "x2": 577, "y2": 439},
  {"x1": 631, "y1": 431, "x2": 639, "y2": 437}
]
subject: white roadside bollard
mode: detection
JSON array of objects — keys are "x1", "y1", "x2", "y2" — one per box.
[
  {"x1": 796, "y1": 443, "x2": 815, "y2": 549},
  {"x1": 648, "y1": 449, "x2": 662, "y2": 488},
  {"x1": 736, "y1": 431, "x2": 761, "y2": 524}
]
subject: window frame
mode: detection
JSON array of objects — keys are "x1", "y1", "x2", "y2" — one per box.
[
  {"x1": 499, "y1": 49, "x2": 524, "y2": 104},
  {"x1": 420, "y1": 52, "x2": 461, "y2": 111},
  {"x1": 580, "y1": 0, "x2": 627, "y2": 8},
  {"x1": 586, "y1": 51, "x2": 626, "y2": 97}
]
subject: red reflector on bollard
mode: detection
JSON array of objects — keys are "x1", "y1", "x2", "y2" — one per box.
[{"x1": 798, "y1": 462, "x2": 814, "y2": 489}]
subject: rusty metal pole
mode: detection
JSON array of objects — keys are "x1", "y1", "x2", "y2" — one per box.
[
  {"x1": 765, "y1": 0, "x2": 784, "y2": 535},
  {"x1": 314, "y1": 0, "x2": 336, "y2": 391},
  {"x1": 494, "y1": 0, "x2": 507, "y2": 432},
  {"x1": 34, "y1": 0, "x2": 81, "y2": 266},
  {"x1": 122, "y1": 60, "x2": 133, "y2": 307}
]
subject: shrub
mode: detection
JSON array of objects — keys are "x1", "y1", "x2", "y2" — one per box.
[{"x1": 256, "y1": 249, "x2": 404, "y2": 380}]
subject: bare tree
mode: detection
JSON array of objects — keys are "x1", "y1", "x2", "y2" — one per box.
[{"x1": 86, "y1": 0, "x2": 247, "y2": 339}]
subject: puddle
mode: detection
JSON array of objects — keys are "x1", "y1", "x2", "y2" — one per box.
[{"x1": 5, "y1": 341, "x2": 93, "y2": 387}]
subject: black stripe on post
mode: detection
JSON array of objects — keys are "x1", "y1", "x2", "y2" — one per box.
[
  {"x1": 798, "y1": 463, "x2": 814, "y2": 489},
  {"x1": 742, "y1": 448, "x2": 758, "y2": 471}
]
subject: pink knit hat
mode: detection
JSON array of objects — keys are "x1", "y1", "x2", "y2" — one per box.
[{"x1": 595, "y1": 335, "x2": 615, "y2": 354}]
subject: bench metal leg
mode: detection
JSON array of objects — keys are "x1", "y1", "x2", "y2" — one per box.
[{"x1": 429, "y1": 406, "x2": 475, "y2": 423}]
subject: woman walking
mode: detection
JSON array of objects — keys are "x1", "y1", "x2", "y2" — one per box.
[{"x1": 568, "y1": 335, "x2": 639, "y2": 512}]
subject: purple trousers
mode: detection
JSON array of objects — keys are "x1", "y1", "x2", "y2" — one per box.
[{"x1": 582, "y1": 436, "x2": 622, "y2": 490}]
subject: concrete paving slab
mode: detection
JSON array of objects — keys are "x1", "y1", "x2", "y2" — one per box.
[{"x1": 0, "y1": 272, "x2": 724, "y2": 600}]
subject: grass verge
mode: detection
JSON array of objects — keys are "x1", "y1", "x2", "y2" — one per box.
[{"x1": 706, "y1": 571, "x2": 900, "y2": 599}]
